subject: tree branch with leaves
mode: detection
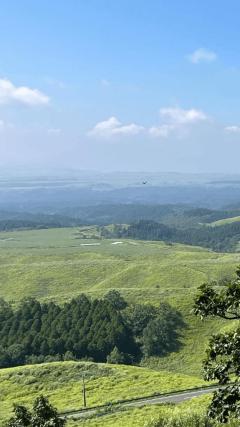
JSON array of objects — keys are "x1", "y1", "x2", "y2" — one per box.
[
  {"x1": 193, "y1": 267, "x2": 240, "y2": 423},
  {"x1": 6, "y1": 396, "x2": 66, "y2": 427}
]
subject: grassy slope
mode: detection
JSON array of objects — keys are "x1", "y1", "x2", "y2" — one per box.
[
  {"x1": 208, "y1": 215, "x2": 240, "y2": 226},
  {"x1": 68, "y1": 395, "x2": 212, "y2": 427},
  {"x1": 0, "y1": 227, "x2": 239, "y2": 375},
  {"x1": 0, "y1": 361, "x2": 205, "y2": 425}
]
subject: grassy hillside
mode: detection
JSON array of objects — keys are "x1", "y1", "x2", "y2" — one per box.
[
  {"x1": 0, "y1": 227, "x2": 239, "y2": 304},
  {"x1": 0, "y1": 227, "x2": 239, "y2": 375},
  {"x1": 0, "y1": 361, "x2": 204, "y2": 425},
  {"x1": 209, "y1": 215, "x2": 240, "y2": 226},
  {"x1": 68, "y1": 395, "x2": 212, "y2": 427}
]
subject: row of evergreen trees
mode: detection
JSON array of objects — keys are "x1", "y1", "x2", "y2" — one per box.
[
  {"x1": 0, "y1": 292, "x2": 183, "y2": 368},
  {"x1": 107, "y1": 220, "x2": 240, "y2": 251}
]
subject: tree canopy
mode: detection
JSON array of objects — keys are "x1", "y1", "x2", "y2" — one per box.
[
  {"x1": 0, "y1": 294, "x2": 136, "y2": 366},
  {"x1": 193, "y1": 267, "x2": 240, "y2": 422},
  {"x1": 6, "y1": 396, "x2": 65, "y2": 427},
  {"x1": 0, "y1": 294, "x2": 184, "y2": 369},
  {"x1": 104, "y1": 219, "x2": 240, "y2": 252}
]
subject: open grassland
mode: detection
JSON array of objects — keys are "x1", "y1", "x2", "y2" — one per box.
[
  {"x1": 0, "y1": 227, "x2": 239, "y2": 305},
  {"x1": 68, "y1": 395, "x2": 211, "y2": 427},
  {"x1": 69, "y1": 396, "x2": 239, "y2": 427},
  {"x1": 208, "y1": 215, "x2": 240, "y2": 226},
  {"x1": 0, "y1": 227, "x2": 239, "y2": 375},
  {"x1": 0, "y1": 361, "x2": 205, "y2": 426}
]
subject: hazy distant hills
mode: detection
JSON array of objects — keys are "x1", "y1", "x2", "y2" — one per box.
[
  {"x1": 2, "y1": 170, "x2": 240, "y2": 186},
  {"x1": 1, "y1": 183, "x2": 240, "y2": 212},
  {"x1": 1, "y1": 171, "x2": 240, "y2": 212}
]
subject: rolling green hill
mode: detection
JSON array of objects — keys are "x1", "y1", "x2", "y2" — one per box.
[
  {"x1": 0, "y1": 227, "x2": 239, "y2": 376},
  {"x1": 0, "y1": 361, "x2": 205, "y2": 425},
  {"x1": 209, "y1": 215, "x2": 240, "y2": 226},
  {"x1": 67, "y1": 395, "x2": 212, "y2": 427}
]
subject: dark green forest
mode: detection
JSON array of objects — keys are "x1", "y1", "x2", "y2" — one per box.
[
  {"x1": 0, "y1": 293, "x2": 183, "y2": 368},
  {"x1": 2, "y1": 205, "x2": 240, "y2": 251},
  {"x1": 1, "y1": 204, "x2": 240, "y2": 230},
  {"x1": 0, "y1": 213, "x2": 82, "y2": 231},
  {"x1": 104, "y1": 219, "x2": 240, "y2": 252}
]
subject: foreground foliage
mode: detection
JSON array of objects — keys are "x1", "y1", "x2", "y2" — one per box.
[
  {"x1": 147, "y1": 413, "x2": 214, "y2": 427},
  {"x1": 146, "y1": 413, "x2": 239, "y2": 427},
  {"x1": 0, "y1": 361, "x2": 204, "y2": 424},
  {"x1": 193, "y1": 267, "x2": 240, "y2": 422},
  {"x1": 6, "y1": 396, "x2": 65, "y2": 427}
]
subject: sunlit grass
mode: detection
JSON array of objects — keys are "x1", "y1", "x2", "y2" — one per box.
[
  {"x1": 0, "y1": 227, "x2": 239, "y2": 376},
  {"x1": 0, "y1": 361, "x2": 205, "y2": 425}
]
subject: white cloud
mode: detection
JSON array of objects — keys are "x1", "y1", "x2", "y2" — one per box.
[
  {"x1": 88, "y1": 116, "x2": 144, "y2": 138},
  {"x1": 0, "y1": 79, "x2": 49, "y2": 106},
  {"x1": 88, "y1": 108, "x2": 208, "y2": 141},
  {"x1": 187, "y1": 48, "x2": 217, "y2": 64},
  {"x1": 149, "y1": 124, "x2": 174, "y2": 138},
  {"x1": 149, "y1": 107, "x2": 208, "y2": 138},
  {"x1": 224, "y1": 125, "x2": 240, "y2": 133},
  {"x1": 159, "y1": 107, "x2": 207, "y2": 124},
  {"x1": 112, "y1": 123, "x2": 144, "y2": 135}
]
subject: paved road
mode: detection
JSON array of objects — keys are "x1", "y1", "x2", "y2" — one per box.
[{"x1": 63, "y1": 386, "x2": 217, "y2": 420}]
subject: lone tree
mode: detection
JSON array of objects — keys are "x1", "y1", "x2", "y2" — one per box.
[
  {"x1": 107, "y1": 346, "x2": 126, "y2": 364},
  {"x1": 6, "y1": 395, "x2": 66, "y2": 427},
  {"x1": 193, "y1": 267, "x2": 240, "y2": 423}
]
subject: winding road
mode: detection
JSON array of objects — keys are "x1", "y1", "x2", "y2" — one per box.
[{"x1": 62, "y1": 386, "x2": 217, "y2": 420}]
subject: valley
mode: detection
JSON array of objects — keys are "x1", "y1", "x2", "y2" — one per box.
[{"x1": 0, "y1": 227, "x2": 239, "y2": 377}]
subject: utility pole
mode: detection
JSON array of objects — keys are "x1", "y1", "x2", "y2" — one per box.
[{"x1": 82, "y1": 375, "x2": 87, "y2": 408}]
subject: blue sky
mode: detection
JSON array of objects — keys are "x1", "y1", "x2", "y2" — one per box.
[{"x1": 1, "y1": 0, "x2": 240, "y2": 172}]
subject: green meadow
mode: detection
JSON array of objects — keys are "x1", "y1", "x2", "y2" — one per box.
[
  {"x1": 208, "y1": 215, "x2": 240, "y2": 226},
  {"x1": 0, "y1": 361, "x2": 205, "y2": 425},
  {"x1": 68, "y1": 395, "x2": 212, "y2": 427},
  {"x1": 0, "y1": 227, "x2": 239, "y2": 376}
]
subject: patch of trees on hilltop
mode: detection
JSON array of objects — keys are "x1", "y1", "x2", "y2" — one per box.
[
  {"x1": 0, "y1": 292, "x2": 184, "y2": 368},
  {"x1": 103, "y1": 220, "x2": 240, "y2": 252},
  {"x1": 0, "y1": 215, "x2": 82, "y2": 231},
  {"x1": 2, "y1": 204, "x2": 240, "y2": 232}
]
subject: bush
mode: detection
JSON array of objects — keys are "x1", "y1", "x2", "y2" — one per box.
[
  {"x1": 5, "y1": 395, "x2": 65, "y2": 427},
  {"x1": 146, "y1": 413, "x2": 214, "y2": 427}
]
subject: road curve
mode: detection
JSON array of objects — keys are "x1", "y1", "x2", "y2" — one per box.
[{"x1": 62, "y1": 386, "x2": 217, "y2": 420}]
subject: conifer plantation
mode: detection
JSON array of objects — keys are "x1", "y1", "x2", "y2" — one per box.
[{"x1": 0, "y1": 295, "x2": 182, "y2": 368}]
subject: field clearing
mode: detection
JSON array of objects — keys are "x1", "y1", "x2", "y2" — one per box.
[
  {"x1": 0, "y1": 227, "x2": 239, "y2": 375},
  {"x1": 0, "y1": 361, "x2": 205, "y2": 425}
]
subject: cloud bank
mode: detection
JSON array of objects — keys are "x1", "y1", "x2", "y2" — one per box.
[{"x1": 88, "y1": 107, "x2": 208, "y2": 140}]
